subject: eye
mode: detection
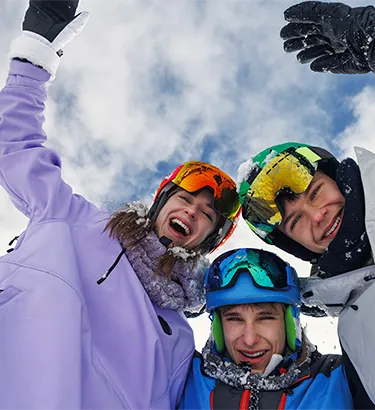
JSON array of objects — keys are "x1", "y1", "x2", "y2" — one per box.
[
  {"x1": 227, "y1": 317, "x2": 242, "y2": 322},
  {"x1": 290, "y1": 214, "x2": 301, "y2": 231},
  {"x1": 310, "y1": 186, "x2": 320, "y2": 201},
  {"x1": 179, "y1": 195, "x2": 190, "y2": 203},
  {"x1": 202, "y1": 210, "x2": 213, "y2": 221},
  {"x1": 258, "y1": 316, "x2": 276, "y2": 321},
  {"x1": 224, "y1": 316, "x2": 242, "y2": 322}
]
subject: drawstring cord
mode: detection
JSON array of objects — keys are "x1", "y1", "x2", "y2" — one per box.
[
  {"x1": 97, "y1": 249, "x2": 126, "y2": 285},
  {"x1": 7, "y1": 235, "x2": 20, "y2": 253}
]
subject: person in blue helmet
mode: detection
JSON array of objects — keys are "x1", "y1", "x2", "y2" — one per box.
[{"x1": 179, "y1": 248, "x2": 360, "y2": 409}]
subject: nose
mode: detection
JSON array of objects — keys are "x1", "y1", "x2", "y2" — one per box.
[
  {"x1": 242, "y1": 322, "x2": 260, "y2": 347},
  {"x1": 184, "y1": 206, "x2": 197, "y2": 219},
  {"x1": 307, "y1": 205, "x2": 328, "y2": 224}
]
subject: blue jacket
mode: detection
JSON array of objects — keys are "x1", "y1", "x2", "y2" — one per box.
[{"x1": 180, "y1": 351, "x2": 353, "y2": 409}]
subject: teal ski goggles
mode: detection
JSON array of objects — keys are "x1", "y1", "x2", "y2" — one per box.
[{"x1": 205, "y1": 248, "x2": 296, "y2": 292}]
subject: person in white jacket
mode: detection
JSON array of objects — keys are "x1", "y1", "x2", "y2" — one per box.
[{"x1": 237, "y1": 2, "x2": 375, "y2": 408}]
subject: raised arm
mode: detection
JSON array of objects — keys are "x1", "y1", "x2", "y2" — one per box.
[{"x1": 0, "y1": 1, "x2": 90, "y2": 223}]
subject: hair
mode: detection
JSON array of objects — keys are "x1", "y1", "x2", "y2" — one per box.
[
  {"x1": 275, "y1": 190, "x2": 300, "y2": 218},
  {"x1": 105, "y1": 203, "x2": 178, "y2": 279},
  {"x1": 217, "y1": 302, "x2": 286, "y2": 317}
]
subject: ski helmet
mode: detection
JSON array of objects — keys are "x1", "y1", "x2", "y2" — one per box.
[
  {"x1": 205, "y1": 248, "x2": 301, "y2": 354},
  {"x1": 149, "y1": 161, "x2": 241, "y2": 254},
  {"x1": 238, "y1": 142, "x2": 339, "y2": 261}
]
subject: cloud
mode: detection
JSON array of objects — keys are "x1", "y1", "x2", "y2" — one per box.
[
  {"x1": 335, "y1": 86, "x2": 375, "y2": 158},
  {"x1": 1, "y1": 0, "x2": 372, "y2": 354}
]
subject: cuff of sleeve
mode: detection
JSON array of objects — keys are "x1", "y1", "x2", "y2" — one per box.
[
  {"x1": 9, "y1": 59, "x2": 51, "y2": 83},
  {"x1": 9, "y1": 32, "x2": 60, "y2": 79}
]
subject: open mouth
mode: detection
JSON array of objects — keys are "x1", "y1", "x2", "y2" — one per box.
[
  {"x1": 323, "y1": 212, "x2": 342, "y2": 238},
  {"x1": 239, "y1": 350, "x2": 267, "y2": 359},
  {"x1": 170, "y1": 218, "x2": 190, "y2": 236}
]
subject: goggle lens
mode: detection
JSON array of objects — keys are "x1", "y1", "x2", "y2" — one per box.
[
  {"x1": 205, "y1": 248, "x2": 289, "y2": 291},
  {"x1": 173, "y1": 161, "x2": 240, "y2": 221},
  {"x1": 242, "y1": 150, "x2": 319, "y2": 229}
]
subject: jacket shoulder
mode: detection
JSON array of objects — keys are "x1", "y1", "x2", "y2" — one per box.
[{"x1": 310, "y1": 353, "x2": 343, "y2": 378}]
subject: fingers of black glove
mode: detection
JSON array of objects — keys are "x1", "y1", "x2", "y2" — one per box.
[
  {"x1": 310, "y1": 53, "x2": 347, "y2": 72},
  {"x1": 280, "y1": 22, "x2": 320, "y2": 40},
  {"x1": 283, "y1": 34, "x2": 331, "y2": 53},
  {"x1": 296, "y1": 44, "x2": 334, "y2": 64},
  {"x1": 284, "y1": 1, "x2": 352, "y2": 25},
  {"x1": 23, "y1": 1, "x2": 80, "y2": 43},
  {"x1": 310, "y1": 52, "x2": 370, "y2": 73}
]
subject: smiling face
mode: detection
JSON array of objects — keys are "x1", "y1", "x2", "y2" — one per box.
[
  {"x1": 221, "y1": 303, "x2": 286, "y2": 373},
  {"x1": 278, "y1": 171, "x2": 345, "y2": 254},
  {"x1": 154, "y1": 188, "x2": 218, "y2": 250}
]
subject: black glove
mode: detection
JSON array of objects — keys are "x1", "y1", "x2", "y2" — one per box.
[
  {"x1": 10, "y1": 0, "x2": 88, "y2": 78},
  {"x1": 23, "y1": 0, "x2": 81, "y2": 47},
  {"x1": 280, "y1": 1, "x2": 375, "y2": 74}
]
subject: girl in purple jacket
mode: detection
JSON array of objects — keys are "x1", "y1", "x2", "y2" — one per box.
[{"x1": 0, "y1": 1, "x2": 241, "y2": 408}]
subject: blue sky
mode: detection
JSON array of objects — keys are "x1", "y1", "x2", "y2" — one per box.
[{"x1": 1, "y1": 0, "x2": 375, "y2": 351}]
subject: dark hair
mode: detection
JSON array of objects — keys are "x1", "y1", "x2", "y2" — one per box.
[{"x1": 275, "y1": 190, "x2": 300, "y2": 218}]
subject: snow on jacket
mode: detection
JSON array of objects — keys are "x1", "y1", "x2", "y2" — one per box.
[
  {"x1": 302, "y1": 147, "x2": 375, "y2": 407},
  {"x1": 179, "y1": 349, "x2": 353, "y2": 409},
  {"x1": 0, "y1": 60, "x2": 195, "y2": 409}
]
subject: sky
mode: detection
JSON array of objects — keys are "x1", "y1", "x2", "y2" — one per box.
[{"x1": 1, "y1": 0, "x2": 375, "y2": 354}]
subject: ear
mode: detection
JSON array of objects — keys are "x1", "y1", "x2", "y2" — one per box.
[{"x1": 212, "y1": 311, "x2": 225, "y2": 354}]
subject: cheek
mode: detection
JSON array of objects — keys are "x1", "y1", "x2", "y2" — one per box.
[
  {"x1": 200, "y1": 219, "x2": 215, "y2": 237},
  {"x1": 275, "y1": 327, "x2": 286, "y2": 354},
  {"x1": 222, "y1": 322, "x2": 236, "y2": 347},
  {"x1": 154, "y1": 209, "x2": 167, "y2": 231}
]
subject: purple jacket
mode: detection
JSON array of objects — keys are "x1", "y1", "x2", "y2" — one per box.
[{"x1": 0, "y1": 60, "x2": 194, "y2": 409}]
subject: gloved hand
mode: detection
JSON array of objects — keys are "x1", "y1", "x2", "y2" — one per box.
[
  {"x1": 10, "y1": 0, "x2": 89, "y2": 78},
  {"x1": 280, "y1": 1, "x2": 375, "y2": 74}
]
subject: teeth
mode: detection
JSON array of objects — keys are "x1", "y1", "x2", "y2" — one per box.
[
  {"x1": 325, "y1": 216, "x2": 341, "y2": 237},
  {"x1": 171, "y1": 218, "x2": 190, "y2": 235},
  {"x1": 241, "y1": 350, "x2": 266, "y2": 358}
]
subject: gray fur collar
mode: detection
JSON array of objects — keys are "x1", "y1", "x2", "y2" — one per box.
[{"x1": 125, "y1": 229, "x2": 208, "y2": 312}]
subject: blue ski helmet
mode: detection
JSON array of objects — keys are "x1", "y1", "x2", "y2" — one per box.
[{"x1": 205, "y1": 248, "x2": 301, "y2": 354}]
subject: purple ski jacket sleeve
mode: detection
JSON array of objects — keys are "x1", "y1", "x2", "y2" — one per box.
[
  {"x1": 0, "y1": 59, "x2": 95, "y2": 224},
  {"x1": 0, "y1": 60, "x2": 195, "y2": 409}
]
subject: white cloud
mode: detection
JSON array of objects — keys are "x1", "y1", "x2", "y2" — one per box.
[
  {"x1": 1, "y1": 0, "x2": 371, "y2": 356},
  {"x1": 335, "y1": 86, "x2": 375, "y2": 158}
]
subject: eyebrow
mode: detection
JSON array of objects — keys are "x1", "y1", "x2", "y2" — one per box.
[
  {"x1": 257, "y1": 310, "x2": 280, "y2": 317},
  {"x1": 222, "y1": 309, "x2": 280, "y2": 317},
  {"x1": 222, "y1": 310, "x2": 241, "y2": 318}
]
